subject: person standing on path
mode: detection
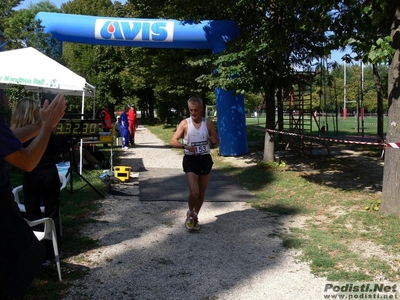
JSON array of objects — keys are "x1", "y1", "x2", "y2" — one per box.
[
  {"x1": 99, "y1": 104, "x2": 112, "y2": 147},
  {"x1": 170, "y1": 96, "x2": 219, "y2": 231},
  {"x1": 120, "y1": 105, "x2": 130, "y2": 150},
  {"x1": 127, "y1": 104, "x2": 137, "y2": 145}
]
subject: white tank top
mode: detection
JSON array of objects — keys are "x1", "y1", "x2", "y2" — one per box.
[{"x1": 183, "y1": 117, "x2": 210, "y2": 156}]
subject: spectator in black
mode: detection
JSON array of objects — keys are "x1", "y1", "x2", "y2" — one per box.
[
  {"x1": 10, "y1": 98, "x2": 63, "y2": 264},
  {"x1": 115, "y1": 115, "x2": 122, "y2": 137},
  {"x1": 0, "y1": 94, "x2": 66, "y2": 299}
]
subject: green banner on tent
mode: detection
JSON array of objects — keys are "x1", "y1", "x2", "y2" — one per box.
[{"x1": 0, "y1": 75, "x2": 58, "y2": 88}]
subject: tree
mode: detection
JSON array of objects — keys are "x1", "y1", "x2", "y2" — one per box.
[
  {"x1": 179, "y1": 0, "x2": 334, "y2": 161},
  {"x1": 0, "y1": 0, "x2": 22, "y2": 29},
  {"x1": 330, "y1": 0, "x2": 396, "y2": 141},
  {"x1": 329, "y1": 0, "x2": 399, "y2": 216},
  {"x1": 1, "y1": 1, "x2": 61, "y2": 106},
  {"x1": 59, "y1": 0, "x2": 214, "y2": 117},
  {"x1": 380, "y1": 5, "x2": 400, "y2": 217},
  {"x1": 3, "y1": 0, "x2": 60, "y2": 51},
  {"x1": 60, "y1": 0, "x2": 125, "y2": 113},
  {"x1": 245, "y1": 93, "x2": 264, "y2": 114}
]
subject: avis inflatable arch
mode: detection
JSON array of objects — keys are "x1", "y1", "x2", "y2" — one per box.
[{"x1": 36, "y1": 12, "x2": 248, "y2": 156}]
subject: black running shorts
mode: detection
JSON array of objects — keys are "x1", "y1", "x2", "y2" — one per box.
[{"x1": 183, "y1": 154, "x2": 213, "y2": 176}]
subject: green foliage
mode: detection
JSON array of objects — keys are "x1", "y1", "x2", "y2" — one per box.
[
  {"x1": 0, "y1": 0, "x2": 22, "y2": 25},
  {"x1": 4, "y1": 85, "x2": 31, "y2": 110},
  {"x1": 367, "y1": 37, "x2": 396, "y2": 64},
  {"x1": 2, "y1": 0, "x2": 393, "y2": 120},
  {"x1": 1, "y1": 1, "x2": 63, "y2": 106},
  {"x1": 1, "y1": 0, "x2": 395, "y2": 112},
  {"x1": 321, "y1": 63, "x2": 389, "y2": 113},
  {"x1": 61, "y1": 0, "x2": 115, "y2": 16},
  {"x1": 365, "y1": 199, "x2": 381, "y2": 212},
  {"x1": 245, "y1": 92, "x2": 264, "y2": 112},
  {"x1": 61, "y1": 41, "x2": 130, "y2": 111},
  {"x1": 331, "y1": 0, "x2": 396, "y2": 64},
  {"x1": 257, "y1": 160, "x2": 286, "y2": 169},
  {"x1": 3, "y1": 1, "x2": 61, "y2": 51}
]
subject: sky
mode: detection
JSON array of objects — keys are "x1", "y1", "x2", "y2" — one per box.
[
  {"x1": 16, "y1": 0, "x2": 351, "y2": 63},
  {"x1": 17, "y1": 0, "x2": 65, "y2": 9},
  {"x1": 17, "y1": 0, "x2": 126, "y2": 9},
  {"x1": 328, "y1": 47, "x2": 354, "y2": 63}
]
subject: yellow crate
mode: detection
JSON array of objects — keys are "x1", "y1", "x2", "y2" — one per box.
[
  {"x1": 99, "y1": 135, "x2": 113, "y2": 143},
  {"x1": 99, "y1": 132, "x2": 112, "y2": 143},
  {"x1": 114, "y1": 166, "x2": 131, "y2": 182}
]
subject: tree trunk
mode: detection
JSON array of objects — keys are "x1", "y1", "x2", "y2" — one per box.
[
  {"x1": 148, "y1": 90, "x2": 155, "y2": 121},
  {"x1": 372, "y1": 64, "x2": 384, "y2": 143},
  {"x1": 263, "y1": 82, "x2": 276, "y2": 162},
  {"x1": 277, "y1": 87, "x2": 284, "y2": 142},
  {"x1": 380, "y1": 5, "x2": 400, "y2": 216}
]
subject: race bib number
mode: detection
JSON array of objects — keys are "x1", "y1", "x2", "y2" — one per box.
[{"x1": 192, "y1": 140, "x2": 209, "y2": 154}]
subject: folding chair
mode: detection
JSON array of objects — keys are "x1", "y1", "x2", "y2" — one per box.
[
  {"x1": 25, "y1": 218, "x2": 62, "y2": 281},
  {"x1": 12, "y1": 172, "x2": 66, "y2": 237}
]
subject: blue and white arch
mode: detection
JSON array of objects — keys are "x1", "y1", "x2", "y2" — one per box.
[{"x1": 36, "y1": 12, "x2": 248, "y2": 156}]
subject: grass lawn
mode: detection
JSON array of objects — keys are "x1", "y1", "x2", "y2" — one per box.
[{"x1": 247, "y1": 115, "x2": 388, "y2": 138}]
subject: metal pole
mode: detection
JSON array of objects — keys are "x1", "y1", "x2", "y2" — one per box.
[
  {"x1": 361, "y1": 60, "x2": 364, "y2": 140},
  {"x1": 0, "y1": 30, "x2": 5, "y2": 109},
  {"x1": 343, "y1": 61, "x2": 347, "y2": 119}
]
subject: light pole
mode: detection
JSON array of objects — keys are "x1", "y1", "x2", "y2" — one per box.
[
  {"x1": 360, "y1": 60, "x2": 365, "y2": 140},
  {"x1": 0, "y1": 30, "x2": 5, "y2": 110},
  {"x1": 343, "y1": 60, "x2": 347, "y2": 119}
]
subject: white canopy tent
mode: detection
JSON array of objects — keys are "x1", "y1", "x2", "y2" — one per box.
[
  {"x1": 0, "y1": 47, "x2": 97, "y2": 174},
  {"x1": 0, "y1": 47, "x2": 96, "y2": 116}
]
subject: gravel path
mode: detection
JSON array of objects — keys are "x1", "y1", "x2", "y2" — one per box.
[{"x1": 63, "y1": 126, "x2": 326, "y2": 300}]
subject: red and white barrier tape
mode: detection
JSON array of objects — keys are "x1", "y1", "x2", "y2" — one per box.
[
  {"x1": 385, "y1": 143, "x2": 400, "y2": 148},
  {"x1": 265, "y1": 129, "x2": 386, "y2": 147}
]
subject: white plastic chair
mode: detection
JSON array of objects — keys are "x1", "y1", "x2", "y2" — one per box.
[
  {"x1": 58, "y1": 171, "x2": 69, "y2": 190},
  {"x1": 56, "y1": 162, "x2": 70, "y2": 190},
  {"x1": 12, "y1": 172, "x2": 66, "y2": 237},
  {"x1": 25, "y1": 217, "x2": 62, "y2": 281}
]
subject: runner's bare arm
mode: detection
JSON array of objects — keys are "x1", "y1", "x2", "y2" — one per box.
[
  {"x1": 207, "y1": 119, "x2": 220, "y2": 147},
  {"x1": 170, "y1": 120, "x2": 187, "y2": 148}
]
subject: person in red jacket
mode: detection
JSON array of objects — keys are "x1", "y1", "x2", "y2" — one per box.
[
  {"x1": 99, "y1": 104, "x2": 112, "y2": 147},
  {"x1": 127, "y1": 104, "x2": 137, "y2": 145},
  {"x1": 100, "y1": 104, "x2": 112, "y2": 132}
]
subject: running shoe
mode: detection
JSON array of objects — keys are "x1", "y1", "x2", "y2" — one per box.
[
  {"x1": 192, "y1": 212, "x2": 200, "y2": 231},
  {"x1": 185, "y1": 210, "x2": 194, "y2": 230}
]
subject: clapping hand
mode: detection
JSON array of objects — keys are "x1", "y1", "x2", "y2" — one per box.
[{"x1": 40, "y1": 94, "x2": 66, "y2": 129}]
